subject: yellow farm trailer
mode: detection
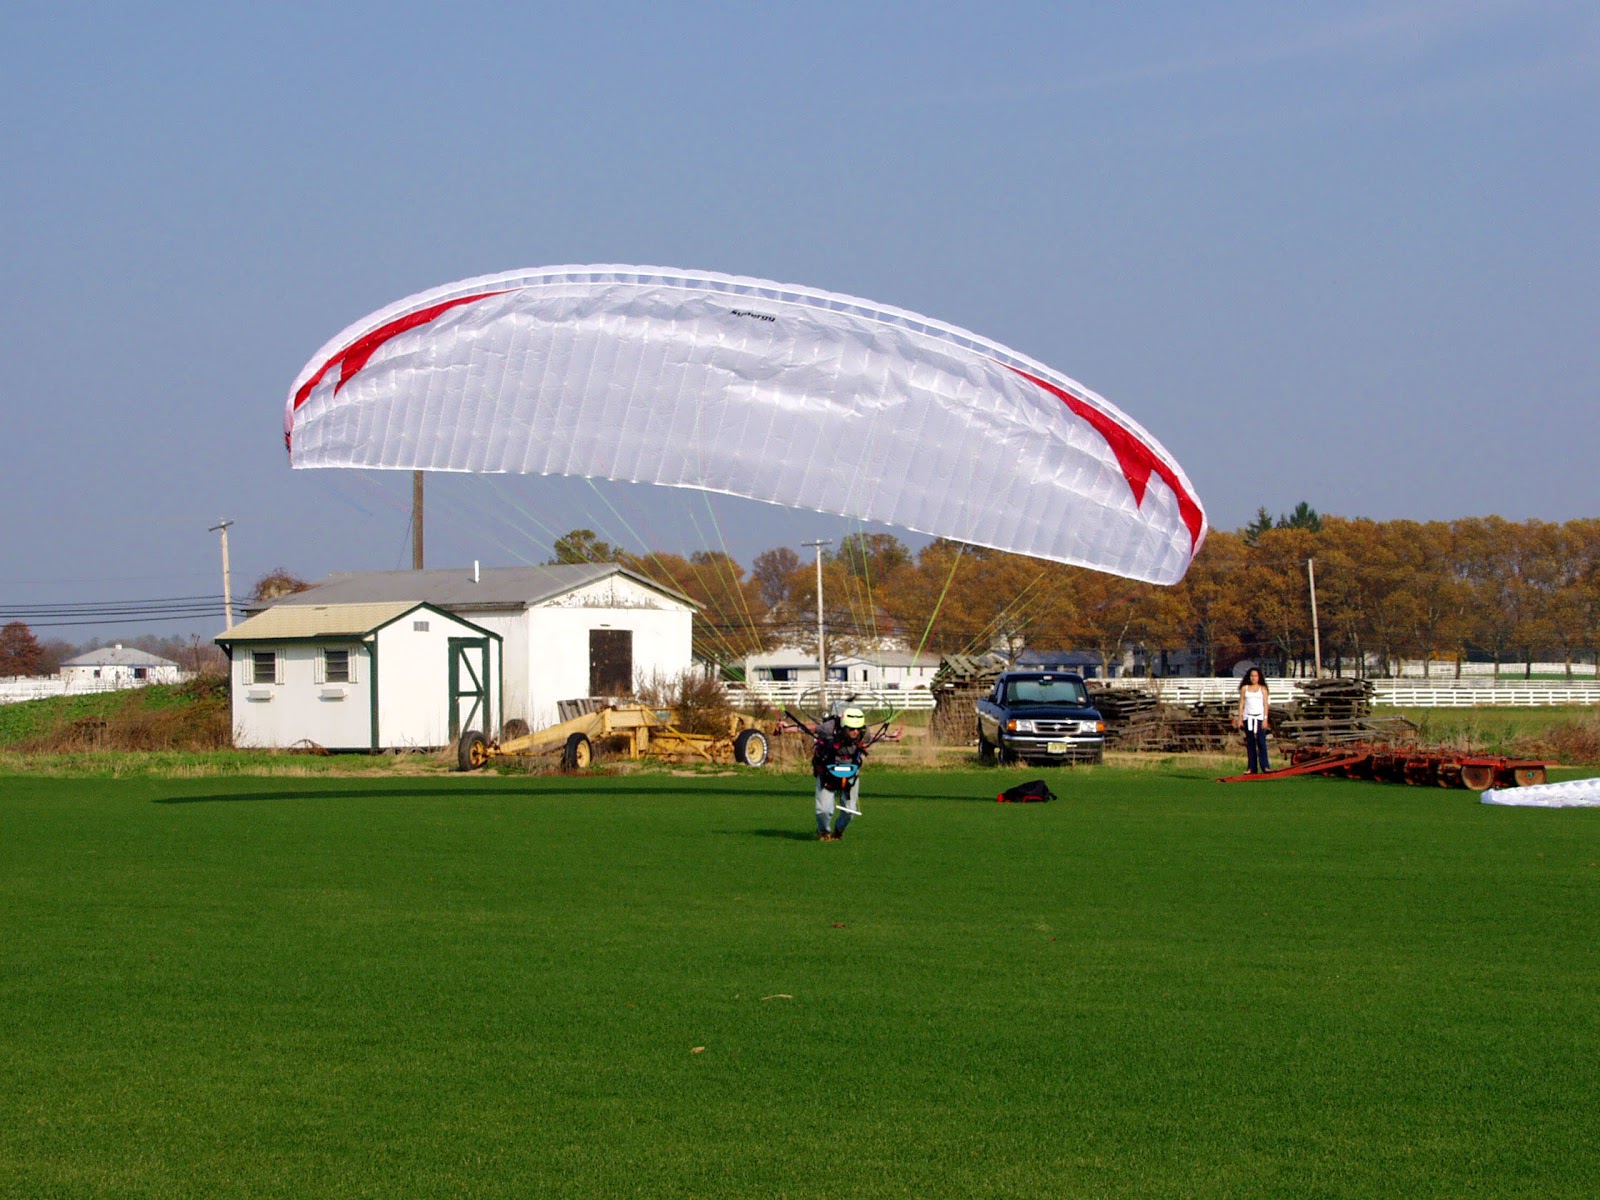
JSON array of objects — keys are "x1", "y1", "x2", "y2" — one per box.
[{"x1": 456, "y1": 704, "x2": 771, "y2": 771}]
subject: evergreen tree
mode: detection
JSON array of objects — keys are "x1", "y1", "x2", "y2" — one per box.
[
  {"x1": 1243, "y1": 507, "x2": 1275, "y2": 547},
  {"x1": 1277, "y1": 501, "x2": 1323, "y2": 533}
]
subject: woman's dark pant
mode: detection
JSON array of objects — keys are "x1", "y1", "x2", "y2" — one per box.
[{"x1": 1244, "y1": 721, "x2": 1270, "y2": 773}]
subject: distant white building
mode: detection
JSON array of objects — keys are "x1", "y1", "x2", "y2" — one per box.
[
  {"x1": 217, "y1": 601, "x2": 503, "y2": 751},
  {"x1": 251, "y1": 564, "x2": 696, "y2": 733},
  {"x1": 745, "y1": 645, "x2": 940, "y2": 691},
  {"x1": 60, "y1": 644, "x2": 181, "y2": 687}
]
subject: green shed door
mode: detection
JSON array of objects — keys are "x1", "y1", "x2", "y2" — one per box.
[{"x1": 448, "y1": 638, "x2": 491, "y2": 739}]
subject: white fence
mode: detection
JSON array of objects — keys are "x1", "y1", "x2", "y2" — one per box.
[
  {"x1": 1372, "y1": 682, "x2": 1600, "y2": 707},
  {"x1": 1089, "y1": 678, "x2": 1600, "y2": 708},
  {"x1": 729, "y1": 677, "x2": 1600, "y2": 713},
  {"x1": 726, "y1": 682, "x2": 937, "y2": 712},
  {"x1": 0, "y1": 677, "x2": 163, "y2": 705}
]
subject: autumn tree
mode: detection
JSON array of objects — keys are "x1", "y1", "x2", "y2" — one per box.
[
  {"x1": 833, "y1": 533, "x2": 911, "y2": 583},
  {"x1": 625, "y1": 549, "x2": 772, "y2": 667},
  {"x1": 1247, "y1": 525, "x2": 1319, "y2": 675},
  {"x1": 1505, "y1": 520, "x2": 1566, "y2": 678},
  {"x1": 1388, "y1": 520, "x2": 1468, "y2": 677},
  {"x1": 1453, "y1": 517, "x2": 1525, "y2": 677},
  {"x1": 751, "y1": 546, "x2": 801, "y2": 610},
  {"x1": 0, "y1": 621, "x2": 45, "y2": 677},
  {"x1": 1172, "y1": 530, "x2": 1248, "y2": 676},
  {"x1": 548, "y1": 529, "x2": 626, "y2": 566},
  {"x1": 36, "y1": 638, "x2": 77, "y2": 675},
  {"x1": 251, "y1": 568, "x2": 312, "y2": 603},
  {"x1": 1556, "y1": 519, "x2": 1600, "y2": 678},
  {"x1": 879, "y1": 542, "x2": 1074, "y2": 661},
  {"x1": 1064, "y1": 568, "x2": 1156, "y2": 679}
]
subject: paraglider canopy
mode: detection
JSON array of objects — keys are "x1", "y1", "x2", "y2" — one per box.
[{"x1": 286, "y1": 265, "x2": 1206, "y2": 585}]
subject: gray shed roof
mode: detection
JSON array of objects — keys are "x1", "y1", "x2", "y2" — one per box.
[
  {"x1": 63, "y1": 644, "x2": 178, "y2": 668},
  {"x1": 260, "y1": 563, "x2": 694, "y2": 613}
]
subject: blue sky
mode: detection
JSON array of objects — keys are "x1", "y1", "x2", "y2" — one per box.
[{"x1": 2, "y1": 1, "x2": 1595, "y2": 639}]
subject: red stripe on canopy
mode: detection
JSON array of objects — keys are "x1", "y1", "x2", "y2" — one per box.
[
  {"x1": 1003, "y1": 364, "x2": 1204, "y2": 552},
  {"x1": 291, "y1": 290, "x2": 513, "y2": 415}
]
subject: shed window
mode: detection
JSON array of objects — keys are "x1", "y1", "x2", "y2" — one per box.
[
  {"x1": 134, "y1": 667, "x2": 147, "y2": 681},
  {"x1": 314, "y1": 646, "x2": 358, "y2": 685},
  {"x1": 252, "y1": 651, "x2": 277, "y2": 684},
  {"x1": 413, "y1": 620, "x2": 430, "y2": 632}
]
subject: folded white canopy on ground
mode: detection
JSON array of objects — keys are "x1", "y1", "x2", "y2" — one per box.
[
  {"x1": 286, "y1": 266, "x2": 1207, "y2": 585},
  {"x1": 1481, "y1": 779, "x2": 1600, "y2": 807}
]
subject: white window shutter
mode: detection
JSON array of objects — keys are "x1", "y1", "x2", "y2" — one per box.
[
  {"x1": 348, "y1": 647, "x2": 360, "y2": 684},
  {"x1": 274, "y1": 651, "x2": 284, "y2": 685}
]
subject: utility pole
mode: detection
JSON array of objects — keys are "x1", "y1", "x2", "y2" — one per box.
[
  {"x1": 1307, "y1": 557, "x2": 1323, "y2": 679},
  {"x1": 412, "y1": 470, "x2": 425, "y2": 570},
  {"x1": 802, "y1": 539, "x2": 831, "y2": 713},
  {"x1": 209, "y1": 519, "x2": 234, "y2": 630}
]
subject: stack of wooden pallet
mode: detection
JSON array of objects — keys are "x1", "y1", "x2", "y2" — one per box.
[
  {"x1": 1085, "y1": 683, "x2": 1159, "y2": 726},
  {"x1": 1087, "y1": 684, "x2": 1234, "y2": 752},
  {"x1": 1272, "y1": 677, "x2": 1400, "y2": 745},
  {"x1": 931, "y1": 654, "x2": 1005, "y2": 744}
]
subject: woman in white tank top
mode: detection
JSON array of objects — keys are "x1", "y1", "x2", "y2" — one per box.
[{"x1": 1234, "y1": 667, "x2": 1272, "y2": 773}]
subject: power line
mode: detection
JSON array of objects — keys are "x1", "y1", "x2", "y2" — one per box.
[{"x1": 0, "y1": 593, "x2": 242, "y2": 628}]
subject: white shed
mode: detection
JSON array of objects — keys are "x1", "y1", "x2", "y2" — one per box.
[
  {"x1": 216, "y1": 601, "x2": 503, "y2": 751},
  {"x1": 61, "y1": 644, "x2": 182, "y2": 687},
  {"x1": 260, "y1": 564, "x2": 695, "y2": 732}
]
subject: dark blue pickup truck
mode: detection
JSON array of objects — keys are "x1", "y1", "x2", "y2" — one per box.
[{"x1": 975, "y1": 671, "x2": 1106, "y2": 765}]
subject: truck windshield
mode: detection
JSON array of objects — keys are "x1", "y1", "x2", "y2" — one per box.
[{"x1": 1004, "y1": 678, "x2": 1088, "y2": 707}]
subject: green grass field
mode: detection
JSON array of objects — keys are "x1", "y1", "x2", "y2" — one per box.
[{"x1": 4, "y1": 766, "x2": 1599, "y2": 1198}]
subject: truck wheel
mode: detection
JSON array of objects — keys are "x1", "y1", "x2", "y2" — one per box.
[
  {"x1": 1087, "y1": 747, "x2": 1104, "y2": 766},
  {"x1": 733, "y1": 729, "x2": 770, "y2": 767},
  {"x1": 562, "y1": 732, "x2": 593, "y2": 770},
  {"x1": 457, "y1": 730, "x2": 490, "y2": 772},
  {"x1": 977, "y1": 729, "x2": 995, "y2": 764}
]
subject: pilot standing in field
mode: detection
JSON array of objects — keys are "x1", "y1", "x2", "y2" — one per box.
[{"x1": 809, "y1": 707, "x2": 869, "y2": 841}]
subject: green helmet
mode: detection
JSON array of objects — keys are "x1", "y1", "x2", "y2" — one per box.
[{"x1": 840, "y1": 707, "x2": 867, "y2": 730}]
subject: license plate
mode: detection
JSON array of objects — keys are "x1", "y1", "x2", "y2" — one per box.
[{"x1": 1047, "y1": 741, "x2": 1070, "y2": 754}]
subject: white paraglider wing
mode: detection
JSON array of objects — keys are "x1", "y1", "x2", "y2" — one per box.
[{"x1": 286, "y1": 266, "x2": 1206, "y2": 584}]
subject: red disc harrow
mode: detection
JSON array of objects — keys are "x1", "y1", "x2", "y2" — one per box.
[{"x1": 1220, "y1": 743, "x2": 1550, "y2": 790}]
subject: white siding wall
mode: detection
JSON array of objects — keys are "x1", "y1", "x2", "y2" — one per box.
[
  {"x1": 460, "y1": 611, "x2": 525, "y2": 729},
  {"x1": 374, "y1": 615, "x2": 502, "y2": 749},
  {"x1": 518, "y1": 577, "x2": 694, "y2": 730},
  {"x1": 228, "y1": 613, "x2": 501, "y2": 751},
  {"x1": 230, "y1": 644, "x2": 372, "y2": 750}
]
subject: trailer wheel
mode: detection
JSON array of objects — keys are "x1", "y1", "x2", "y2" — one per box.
[
  {"x1": 502, "y1": 718, "x2": 530, "y2": 740},
  {"x1": 1513, "y1": 766, "x2": 1547, "y2": 787},
  {"x1": 733, "y1": 729, "x2": 770, "y2": 767},
  {"x1": 1461, "y1": 764, "x2": 1495, "y2": 791},
  {"x1": 457, "y1": 730, "x2": 490, "y2": 772},
  {"x1": 562, "y1": 732, "x2": 593, "y2": 770}
]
